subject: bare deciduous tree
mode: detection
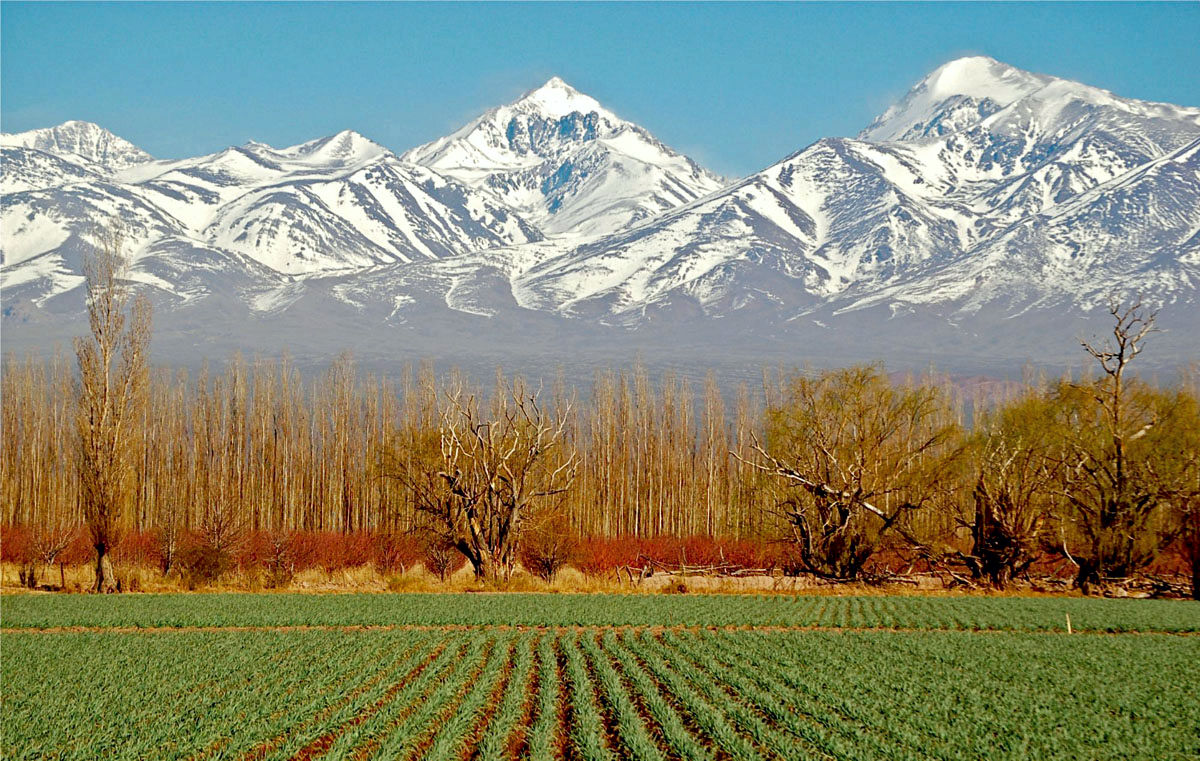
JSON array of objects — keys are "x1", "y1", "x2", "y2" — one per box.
[
  {"x1": 21, "y1": 523, "x2": 77, "y2": 590},
  {"x1": 74, "y1": 225, "x2": 151, "y2": 592},
  {"x1": 184, "y1": 363, "x2": 248, "y2": 583},
  {"x1": 1055, "y1": 298, "x2": 1199, "y2": 592},
  {"x1": 390, "y1": 375, "x2": 577, "y2": 583},
  {"x1": 5, "y1": 293, "x2": 1196, "y2": 595}
]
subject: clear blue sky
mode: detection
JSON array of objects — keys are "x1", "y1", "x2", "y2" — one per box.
[{"x1": 3, "y1": 2, "x2": 1197, "y2": 177}]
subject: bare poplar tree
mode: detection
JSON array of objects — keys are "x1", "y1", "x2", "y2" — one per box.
[
  {"x1": 74, "y1": 225, "x2": 151, "y2": 592},
  {"x1": 4, "y1": 356, "x2": 78, "y2": 588}
]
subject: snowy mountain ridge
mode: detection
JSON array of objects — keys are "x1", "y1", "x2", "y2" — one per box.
[
  {"x1": 859, "y1": 56, "x2": 1056, "y2": 142},
  {"x1": 509, "y1": 56, "x2": 1199, "y2": 323},
  {"x1": 3, "y1": 57, "x2": 1199, "y2": 371},
  {"x1": 1, "y1": 126, "x2": 543, "y2": 280},
  {"x1": 0, "y1": 120, "x2": 155, "y2": 172}
]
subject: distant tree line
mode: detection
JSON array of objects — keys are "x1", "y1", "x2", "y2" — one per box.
[{"x1": 2, "y1": 235, "x2": 1198, "y2": 595}]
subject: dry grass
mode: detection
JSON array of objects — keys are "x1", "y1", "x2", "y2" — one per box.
[{"x1": 0, "y1": 561, "x2": 1108, "y2": 598}]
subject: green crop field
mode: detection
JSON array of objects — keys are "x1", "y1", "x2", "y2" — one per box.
[
  {"x1": 2, "y1": 595, "x2": 1198, "y2": 760},
  {"x1": 4, "y1": 592, "x2": 1200, "y2": 632}
]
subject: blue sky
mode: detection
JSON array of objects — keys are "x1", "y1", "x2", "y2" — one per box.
[{"x1": 3, "y1": 2, "x2": 1197, "y2": 177}]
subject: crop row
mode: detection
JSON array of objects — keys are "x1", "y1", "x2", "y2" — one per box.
[
  {"x1": 3, "y1": 628, "x2": 1198, "y2": 760},
  {"x1": 4, "y1": 593, "x2": 1199, "y2": 632}
]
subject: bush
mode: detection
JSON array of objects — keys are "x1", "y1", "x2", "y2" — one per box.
[
  {"x1": 372, "y1": 533, "x2": 423, "y2": 574},
  {"x1": 574, "y1": 535, "x2": 788, "y2": 576},
  {"x1": 180, "y1": 544, "x2": 233, "y2": 587},
  {"x1": 179, "y1": 525, "x2": 245, "y2": 587},
  {"x1": 284, "y1": 531, "x2": 374, "y2": 573},
  {"x1": 521, "y1": 530, "x2": 579, "y2": 583},
  {"x1": 0, "y1": 525, "x2": 33, "y2": 564},
  {"x1": 423, "y1": 539, "x2": 463, "y2": 581},
  {"x1": 575, "y1": 537, "x2": 641, "y2": 576},
  {"x1": 112, "y1": 530, "x2": 163, "y2": 569}
]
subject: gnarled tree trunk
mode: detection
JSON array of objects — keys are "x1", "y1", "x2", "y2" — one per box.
[{"x1": 94, "y1": 543, "x2": 117, "y2": 593}]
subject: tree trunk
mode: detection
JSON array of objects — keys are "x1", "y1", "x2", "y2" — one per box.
[
  {"x1": 19, "y1": 563, "x2": 38, "y2": 589},
  {"x1": 472, "y1": 550, "x2": 501, "y2": 584},
  {"x1": 1187, "y1": 517, "x2": 1200, "y2": 602},
  {"x1": 474, "y1": 553, "x2": 494, "y2": 582},
  {"x1": 988, "y1": 563, "x2": 1013, "y2": 590},
  {"x1": 94, "y1": 545, "x2": 117, "y2": 593},
  {"x1": 465, "y1": 545, "x2": 514, "y2": 585},
  {"x1": 1075, "y1": 558, "x2": 1101, "y2": 596}
]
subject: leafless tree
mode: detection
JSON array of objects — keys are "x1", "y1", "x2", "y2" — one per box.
[
  {"x1": 390, "y1": 375, "x2": 577, "y2": 582},
  {"x1": 1055, "y1": 298, "x2": 1199, "y2": 592},
  {"x1": 186, "y1": 363, "x2": 248, "y2": 581},
  {"x1": 74, "y1": 225, "x2": 152, "y2": 592},
  {"x1": 23, "y1": 524, "x2": 77, "y2": 589}
]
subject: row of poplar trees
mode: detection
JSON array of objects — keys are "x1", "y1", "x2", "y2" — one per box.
[{"x1": 3, "y1": 234, "x2": 1199, "y2": 595}]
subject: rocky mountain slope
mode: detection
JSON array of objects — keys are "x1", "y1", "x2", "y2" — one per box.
[{"x1": 403, "y1": 77, "x2": 727, "y2": 238}]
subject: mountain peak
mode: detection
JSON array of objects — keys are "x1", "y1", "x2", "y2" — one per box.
[
  {"x1": 403, "y1": 77, "x2": 619, "y2": 170},
  {"x1": 513, "y1": 76, "x2": 605, "y2": 119},
  {"x1": 285, "y1": 129, "x2": 386, "y2": 165},
  {"x1": 919, "y1": 56, "x2": 1052, "y2": 104},
  {"x1": 1, "y1": 120, "x2": 154, "y2": 168},
  {"x1": 57, "y1": 119, "x2": 103, "y2": 131},
  {"x1": 859, "y1": 56, "x2": 1053, "y2": 142},
  {"x1": 402, "y1": 75, "x2": 723, "y2": 237}
]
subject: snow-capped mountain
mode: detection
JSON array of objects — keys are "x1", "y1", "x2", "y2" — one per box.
[
  {"x1": 0, "y1": 121, "x2": 155, "y2": 194},
  {"x1": 859, "y1": 56, "x2": 1055, "y2": 142},
  {"x1": 3, "y1": 58, "x2": 1199, "y2": 373},
  {"x1": 515, "y1": 57, "x2": 1200, "y2": 323},
  {"x1": 863, "y1": 136, "x2": 1200, "y2": 315},
  {"x1": 403, "y1": 77, "x2": 726, "y2": 237},
  {"x1": 1, "y1": 127, "x2": 542, "y2": 287},
  {"x1": 1, "y1": 120, "x2": 154, "y2": 171},
  {"x1": 1, "y1": 78, "x2": 724, "y2": 299}
]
